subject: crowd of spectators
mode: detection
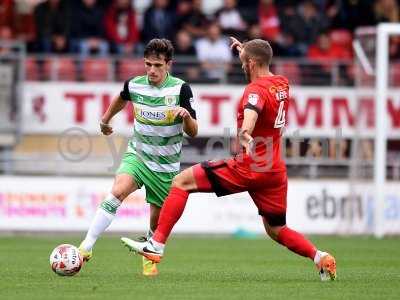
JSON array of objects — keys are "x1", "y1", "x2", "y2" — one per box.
[
  {"x1": 1, "y1": 0, "x2": 400, "y2": 82},
  {"x1": 2, "y1": 0, "x2": 400, "y2": 170}
]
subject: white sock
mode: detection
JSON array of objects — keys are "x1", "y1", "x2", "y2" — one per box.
[
  {"x1": 313, "y1": 250, "x2": 328, "y2": 265},
  {"x1": 81, "y1": 193, "x2": 121, "y2": 252},
  {"x1": 150, "y1": 238, "x2": 165, "y2": 251}
]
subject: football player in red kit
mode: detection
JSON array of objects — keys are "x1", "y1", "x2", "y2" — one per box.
[{"x1": 122, "y1": 38, "x2": 337, "y2": 281}]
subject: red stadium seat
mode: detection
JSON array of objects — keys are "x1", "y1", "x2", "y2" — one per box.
[
  {"x1": 280, "y1": 61, "x2": 301, "y2": 85},
  {"x1": 117, "y1": 58, "x2": 146, "y2": 81},
  {"x1": 25, "y1": 57, "x2": 40, "y2": 81},
  {"x1": 330, "y1": 29, "x2": 353, "y2": 50},
  {"x1": 43, "y1": 57, "x2": 77, "y2": 81},
  {"x1": 347, "y1": 63, "x2": 374, "y2": 86},
  {"x1": 82, "y1": 58, "x2": 112, "y2": 82},
  {"x1": 390, "y1": 62, "x2": 400, "y2": 87}
]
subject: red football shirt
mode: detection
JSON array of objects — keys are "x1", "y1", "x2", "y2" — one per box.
[{"x1": 237, "y1": 75, "x2": 289, "y2": 172}]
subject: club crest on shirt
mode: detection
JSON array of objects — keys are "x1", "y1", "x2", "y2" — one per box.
[
  {"x1": 165, "y1": 95, "x2": 176, "y2": 106},
  {"x1": 248, "y1": 93, "x2": 259, "y2": 105}
]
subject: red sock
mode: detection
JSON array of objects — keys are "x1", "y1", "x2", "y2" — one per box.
[
  {"x1": 277, "y1": 226, "x2": 317, "y2": 260},
  {"x1": 153, "y1": 187, "x2": 189, "y2": 244}
]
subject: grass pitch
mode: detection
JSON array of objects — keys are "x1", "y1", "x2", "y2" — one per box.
[{"x1": 1, "y1": 235, "x2": 399, "y2": 300}]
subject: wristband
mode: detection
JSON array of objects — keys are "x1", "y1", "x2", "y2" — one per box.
[{"x1": 100, "y1": 122, "x2": 110, "y2": 127}]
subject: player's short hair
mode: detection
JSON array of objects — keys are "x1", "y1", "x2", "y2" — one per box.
[
  {"x1": 144, "y1": 38, "x2": 174, "y2": 62},
  {"x1": 242, "y1": 39, "x2": 273, "y2": 67}
]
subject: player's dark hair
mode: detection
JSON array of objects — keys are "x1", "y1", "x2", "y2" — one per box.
[
  {"x1": 243, "y1": 39, "x2": 273, "y2": 67},
  {"x1": 144, "y1": 38, "x2": 174, "y2": 62}
]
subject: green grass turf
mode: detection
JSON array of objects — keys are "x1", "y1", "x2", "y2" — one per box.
[{"x1": 1, "y1": 235, "x2": 399, "y2": 300}]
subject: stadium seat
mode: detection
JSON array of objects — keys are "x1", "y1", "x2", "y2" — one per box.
[
  {"x1": 390, "y1": 62, "x2": 400, "y2": 87},
  {"x1": 280, "y1": 61, "x2": 301, "y2": 85},
  {"x1": 25, "y1": 57, "x2": 40, "y2": 81},
  {"x1": 117, "y1": 58, "x2": 146, "y2": 81},
  {"x1": 346, "y1": 63, "x2": 374, "y2": 86},
  {"x1": 330, "y1": 29, "x2": 353, "y2": 50},
  {"x1": 82, "y1": 58, "x2": 112, "y2": 82},
  {"x1": 43, "y1": 57, "x2": 77, "y2": 81}
]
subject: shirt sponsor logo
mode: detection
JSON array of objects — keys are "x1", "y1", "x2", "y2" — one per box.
[
  {"x1": 248, "y1": 93, "x2": 259, "y2": 105},
  {"x1": 140, "y1": 110, "x2": 166, "y2": 120},
  {"x1": 269, "y1": 85, "x2": 288, "y2": 101}
]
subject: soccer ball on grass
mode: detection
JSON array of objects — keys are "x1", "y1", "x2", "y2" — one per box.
[{"x1": 49, "y1": 244, "x2": 83, "y2": 276}]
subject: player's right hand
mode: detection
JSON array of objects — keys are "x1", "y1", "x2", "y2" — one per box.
[
  {"x1": 230, "y1": 37, "x2": 243, "y2": 54},
  {"x1": 100, "y1": 122, "x2": 113, "y2": 135}
]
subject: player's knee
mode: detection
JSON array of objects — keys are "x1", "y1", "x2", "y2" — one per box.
[
  {"x1": 171, "y1": 168, "x2": 197, "y2": 192},
  {"x1": 171, "y1": 173, "x2": 193, "y2": 192},
  {"x1": 110, "y1": 187, "x2": 127, "y2": 201},
  {"x1": 266, "y1": 225, "x2": 282, "y2": 241},
  {"x1": 171, "y1": 174, "x2": 187, "y2": 190},
  {"x1": 111, "y1": 175, "x2": 138, "y2": 201},
  {"x1": 263, "y1": 217, "x2": 284, "y2": 241},
  {"x1": 111, "y1": 182, "x2": 131, "y2": 201}
]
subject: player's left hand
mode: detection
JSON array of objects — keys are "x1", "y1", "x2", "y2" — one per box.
[
  {"x1": 173, "y1": 107, "x2": 191, "y2": 120},
  {"x1": 243, "y1": 138, "x2": 255, "y2": 156}
]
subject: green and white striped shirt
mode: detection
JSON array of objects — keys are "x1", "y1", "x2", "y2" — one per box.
[{"x1": 120, "y1": 73, "x2": 196, "y2": 175}]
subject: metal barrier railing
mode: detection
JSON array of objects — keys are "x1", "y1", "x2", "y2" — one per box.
[{"x1": 23, "y1": 54, "x2": 358, "y2": 86}]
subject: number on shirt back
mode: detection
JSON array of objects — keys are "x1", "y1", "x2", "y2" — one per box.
[{"x1": 274, "y1": 101, "x2": 285, "y2": 129}]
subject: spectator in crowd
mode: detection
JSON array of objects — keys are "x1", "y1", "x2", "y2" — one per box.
[
  {"x1": 175, "y1": 0, "x2": 193, "y2": 30},
  {"x1": 0, "y1": 0, "x2": 14, "y2": 55},
  {"x1": 174, "y1": 29, "x2": 196, "y2": 56},
  {"x1": 179, "y1": 0, "x2": 209, "y2": 39},
  {"x1": 215, "y1": 0, "x2": 247, "y2": 40},
  {"x1": 325, "y1": 0, "x2": 375, "y2": 30},
  {"x1": 275, "y1": 31, "x2": 303, "y2": 57},
  {"x1": 12, "y1": 1, "x2": 36, "y2": 47},
  {"x1": 104, "y1": 0, "x2": 140, "y2": 55},
  {"x1": 373, "y1": 0, "x2": 399, "y2": 24},
  {"x1": 389, "y1": 35, "x2": 400, "y2": 59},
  {"x1": 306, "y1": 139, "x2": 323, "y2": 158},
  {"x1": 329, "y1": 138, "x2": 348, "y2": 160},
  {"x1": 306, "y1": 31, "x2": 351, "y2": 85},
  {"x1": 307, "y1": 32, "x2": 351, "y2": 61},
  {"x1": 237, "y1": 0, "x2": 259, "y2": 24},
  {"x1": 246, "y1": 23, "x2": 301, "y2": 58},
  {"x1": 70, "y1": 0, "x2": 109, "y2": 56},
  {"x1": 360, "y1": 140, "x2": 373, "y2": 161},
  {"x1": 297, "y1": 0, "x2": 329, "y2": 44},
  {"x1": 0, "y1": 0, "x2": 14, "y2": 40},
  {"x1": 0, "y1": 0, "x2": 35, "y2": 52},
  {"x1": 246, "y1": 1, "x2": 301, "y2": 58},
  {"x1": 371, "y1": 0, "x2": 400, "y2": 59},
  {"x1": 33, "y1": 0, "x2": 70, "y2": 53},
  {"x1": 173, "y1": 29, "x2": 200, "y2": 81},
  {"x1": 142, "y1": 0, "x2": 175, "y2": 44},
  {"x1": 195, "y1": 21, "x2": 232, "y2": 81},
  {"x1": 247, "y1": 23, "x2": 263, "y2": 40},
  {"x1": 280, "y1": 1, "x2": 328, "y2": 54},
  {"x1": 259, "y1": 0, "x2": 281, "y2": 43}
]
